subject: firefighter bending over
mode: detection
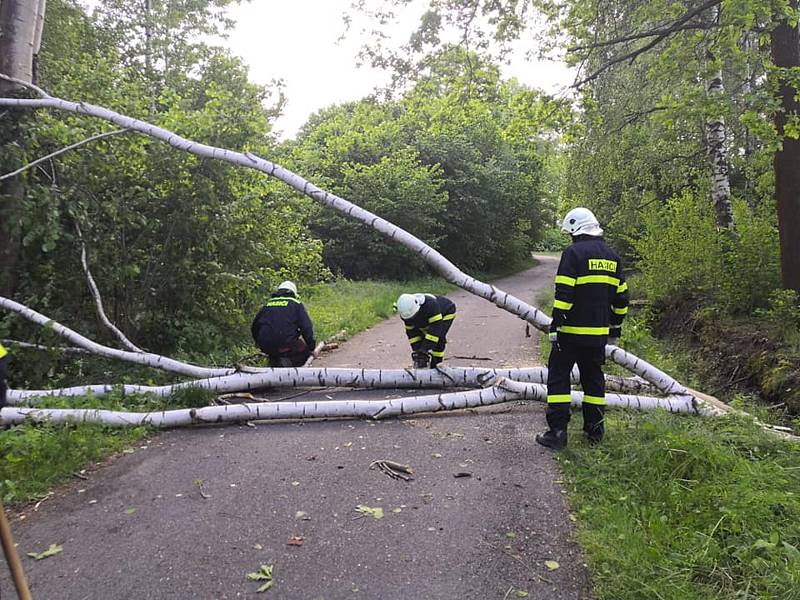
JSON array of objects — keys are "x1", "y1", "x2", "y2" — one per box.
[
  {"x1": 251, "y1": 281, "x2": 317, "y2": 368},
  {"x1": 395, "y1": 293, "x2": 456, "y2": 368},
  {"x1": 536, "y1": 207, "x2": 629, "y2": 450}
]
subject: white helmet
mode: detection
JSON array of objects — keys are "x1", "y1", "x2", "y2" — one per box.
[
  {"x1": 395, "y1": 293, "x2": 424, "y2": 319},
  {"x1": 561, "y1": 207, "x2": 603, "y2": 237},
  {"x1": 278, "y1": 280, "x2": 297, "y2": 295}
]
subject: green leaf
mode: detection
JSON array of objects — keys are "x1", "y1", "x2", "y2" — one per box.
[
  {"x1": 27, "y1": 543, "x2": 63, "y2": 560},
  {"x1": 545, "y1": 560, "x2": 560, "y2": 571},
  {"x1": 355, "y1": 504, "x2": 384, "y2": 519},
  {"x1": 516, "y1": 591, "x2": 529, "y2": 598}
]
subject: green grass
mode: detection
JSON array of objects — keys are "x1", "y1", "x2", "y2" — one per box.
[
  {"x1": 535, "y1": 286, "x2": 800, "y2": 598},
  {"x1": 559, "y1": 412, "x2": 800, "y2": 599},
  {"x1": 303, "y1": 277, "x2": 454, "y2": 341}
]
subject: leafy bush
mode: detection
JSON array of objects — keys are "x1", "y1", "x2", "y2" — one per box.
[{"x1": 635, "y1": 191, "x2": 781, "y2": 315}]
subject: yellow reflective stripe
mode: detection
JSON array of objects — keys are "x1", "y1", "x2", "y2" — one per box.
[
  {"x1": 408, "y1": 336, "x2": 423, "y2": 344},
  {"x1": 442, "y1": 313, "x2": 455, "y2": 321},
  {"x1": 583, "y1": 395, "x2": 606, "y2": 405},
  {"x1": 555, "y1": 275, "x2": 576, "y2": 287},
  {"x1": 618, "y1": 281, "x2": 628, "y2": 293},
  {"x1": 559, "y1": 325, "x2": 610, "y2": 336},
  {"x1": 405, "y1": 324, "x2": 415, "y2": 330},
  {"x1": 424, "y1": 333, "x2": 439, "y2": 343},
  {"x1": 0, "y1": 344, "x2": 7, "y2": 359},
  {"x1": 576, "y1": 275, "x2": 620, "y2": 286},
  {"x1": 553, "y1": 299, "x2": 573, "y2": 311},
  {"x1": 428, "y1": 313, "x2": 443, "y2": 324},
  {"x1": 547, "y1": 394, "x2": 572, "y2": 404},
  {"x1": 430, "y1": 350, "x2": 445, "y2": 357},
  {"x1": 611, "y1": 306, "x2": 628, "y2": 315}
]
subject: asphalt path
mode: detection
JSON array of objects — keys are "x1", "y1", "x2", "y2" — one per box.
[{"x1": 1, "y1": 256, "x2": 593, "y2": 599}]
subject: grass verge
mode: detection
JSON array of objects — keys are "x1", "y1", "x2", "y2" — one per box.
[{"x1": 536, "y1": 288, "x2": 800, "y2": 598}]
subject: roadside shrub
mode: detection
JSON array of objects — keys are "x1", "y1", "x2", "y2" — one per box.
[{"x1": 635, "y1": 191, "x2": 781, "y2": 315}]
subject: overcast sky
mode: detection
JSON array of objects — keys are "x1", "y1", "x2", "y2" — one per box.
[{"x1": 222, "y1": 1, "x2": 574, "y2": 139}]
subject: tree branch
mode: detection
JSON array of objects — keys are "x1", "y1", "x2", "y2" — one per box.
[
  {"x1": 0, "y1": 128, "x2": 129, "y2": 182},
  {"x1": 572, "y1": 0, "x2": 723, "y2": 88},
  {"x1": 75, "y1": 221, "x2": 145, "y2": 353},
  {"x1": 0, "y1": 72, "x2": 49, "y2": 98}
]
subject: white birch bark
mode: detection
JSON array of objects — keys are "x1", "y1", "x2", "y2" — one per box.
[
  {"x1": 0, "y1": 0, "x2": 43, "y2": 93},
  {"x1": 705, "y1": 5, "x2": 735, "y2": 230},
  {"x1": 0, "y1": 87, "x2": 688, "y2": 396},
  {"x1": 75, "y1": 222, "x2": 145, "y2": 353},
  {"x1": 0, "y1": 296, "x2": 233, "y2": 378},
  {"x1": 6, "y1": 366, "x2": 659, "y2": 405},
  {"x1": 0, "y1": 381, "x2": 698, "y2": 427},
  {"x1": 1, "y1": 386, "x2": 522, "y2": 427},
  {"x1": 495, "y1": 378, "x2": 702, "y2": 414}
]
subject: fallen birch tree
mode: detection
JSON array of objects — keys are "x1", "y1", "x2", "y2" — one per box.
[
  {"x1": 0, "y1": 381, "x2": 701, "y2": 428},
  {"x1": 6, "y1": 366, "x2": 660, "y2": 405},
  {"x1": 0, "y1": 76, "x2": 710, "y2": 429},
  {"x1": 0, "y1": 78, "x2": 687, "y2": 397}
]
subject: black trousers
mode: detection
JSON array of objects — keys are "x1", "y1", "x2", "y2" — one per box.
[
  {"x1": 412, "y1": 314, "x2": 455, "y2": 367},
  {"x1": 0, "y1": 356, "x2": 7, "y2": 409},
  {"x1": 263, "y1": 338, "x2": 311, "y2": 368},
  {"x1": 546, "y1": 340, "x2": 606, "y2": 439}
]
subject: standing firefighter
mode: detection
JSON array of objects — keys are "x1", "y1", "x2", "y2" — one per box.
[
  {"x1": 0, "y1": 343, "x2": 7, "y2": 409},
  {"x1": 536, "y1": 208, "x2": 629, "y2": 450},
  {"x1": 251, "y1": 281, "x2": 317, "y2": 368},
  {"x1": 395, "y1": 293, "x2": 456, "y2": 368}
]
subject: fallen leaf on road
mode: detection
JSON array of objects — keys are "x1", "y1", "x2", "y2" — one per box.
[
  {"x1": 287, "y1": 536, "x2": 304, "y2": 546},
  {"x1": 27, "y1": 544, "x2": 63, "y2": 560},
  {"x1": 355, "y1": 505, "x2": 384, "y2": 519},
  {"x1": 545, "y1": 560, "x2": 560, "y2": 571},
  {"x1": 125, "y1": 507, "x2": 136, "y2": 515},
  {"x1": 516, "y1": 591, "x2": 529, "y2": 598},
  {"x1": 246, "y1": 564, "x2": 274, "y2": 593}
]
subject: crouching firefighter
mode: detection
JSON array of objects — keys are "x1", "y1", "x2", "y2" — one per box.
[
  {"x1": 251, "y1": 281, "x2": 317, "y2": 368},
  {"x1": 394, "y1": 293, "x2": 456, "y2": 368},
  {"x1": 536, "y1": 207, "x2": 629, "y2": 450}
]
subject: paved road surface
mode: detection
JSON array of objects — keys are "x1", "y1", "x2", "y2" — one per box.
[{"x1": 1, "y1": 256, "x2": 593, "y2": 599}]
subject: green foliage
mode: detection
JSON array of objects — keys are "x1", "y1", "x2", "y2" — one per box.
[
  {"x1": 635, "y1": 192, "x2": 781, "y2": 315},
  {"x1": 291, "y1": 47, "x2": 557, "y2": 276},
  {"x1": 0, "y1": 395, "x2": 149, "y2": 504},
  {"x1": 559, "y1": 411, "x2": 800, "y2": 599},
  {"x1": 303, "y1": 277, "x2": 453, "y2": 342}
]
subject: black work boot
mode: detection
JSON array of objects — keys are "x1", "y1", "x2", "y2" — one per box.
[
  {"x1": 535, "y1": 429, "x2": 567, "y2": 450},
  {"x1": 583, "y1": 405, "x2": 605, "y2": 445}
]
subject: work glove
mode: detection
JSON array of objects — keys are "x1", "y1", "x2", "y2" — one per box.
[{"x1": 412, "y1": 350, "x2": 430, "y2": 369}]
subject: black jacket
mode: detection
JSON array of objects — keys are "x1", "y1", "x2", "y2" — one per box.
[
  {"x1": 402, "y1": 294, "x2": 456, "y2": 352},
  {"x1": 251, "y1": 290, "x2": 315, "y2": 352},
  {"x1": 550, "y1": 235, "x2": 629, "y2": 347}
]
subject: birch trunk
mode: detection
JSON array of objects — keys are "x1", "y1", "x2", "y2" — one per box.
[
  {"x1": 0, "y1": 0, "x2": 46, "y2": 297},
  {"x1": 6, "y1": 367, "x2": 660, "y2": 405},
  {"x1": 0, "y1": 296, "x2": 233, "y2": 378},
  {"x1": 0, "y1": 382, "x2": 701, "y2": 428},
  {"x1": 0, "y1": 90, "x2": 690, "y2": 397},
  {"x1": 705, "y1": 5, "x2": 734, "y2": 230}
]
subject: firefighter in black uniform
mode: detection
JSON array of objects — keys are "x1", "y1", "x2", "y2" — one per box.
[
  {"x1": 536, "y1": 207, "x2": 629, "y2": 450},
  {"x1": 395, "y1": 293, "x2": 457, "y2": 368},
  {"x1": 251, "y1": 281, "x2": 317, "y2": 367},
  {"x1": 0, "y1": 342, "x2": 8, "y2": 409}
]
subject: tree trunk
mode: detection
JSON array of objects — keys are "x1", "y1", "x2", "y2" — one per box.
[
  {"x1": 705, "y1": 5, "x2": 734, "y2": 230},
  {"x1": 771, "y1": 1, "x2": 800, "y2": 293},
  {"x1": 0, "y1": 0, "x2": 46, "y2": 297}
]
